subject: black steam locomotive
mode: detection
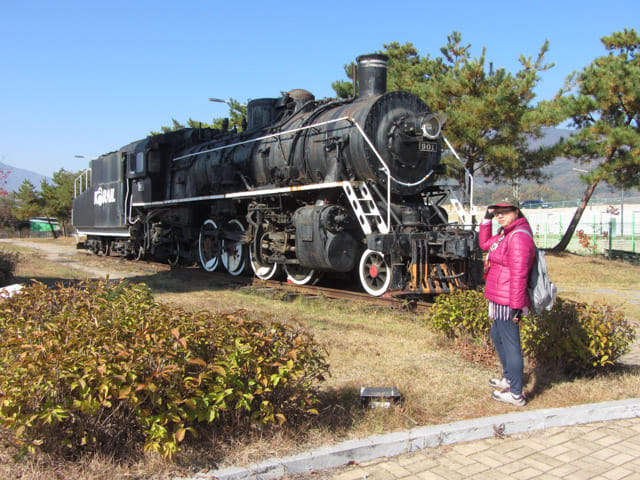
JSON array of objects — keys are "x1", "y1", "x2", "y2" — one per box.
[{"x1": 72, "y1": 54, "x2": 481, "y2": 296}]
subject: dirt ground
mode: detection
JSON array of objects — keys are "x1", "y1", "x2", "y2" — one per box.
[{"x1": 0, "y1": 238, "x2": 163, "y2": 279}]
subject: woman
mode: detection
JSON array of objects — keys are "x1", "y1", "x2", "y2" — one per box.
[{"x1": 479, "y1": 201, "x2": 536, "y2": 406}]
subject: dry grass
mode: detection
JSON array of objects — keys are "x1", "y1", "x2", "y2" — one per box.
[
  {"x1": 0, "y1": 449, "x2": 178, "y2": 480},
  {"x1": 545, "y1": 251, "x2": 640, "y2": 321},
  {"x1": 0, "y1": 239, "x2": 638, "y2": 479}
]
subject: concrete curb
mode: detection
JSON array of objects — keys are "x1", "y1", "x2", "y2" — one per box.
[{"x1": 174, "y1": 398, "x2": 640, "y2": 480}]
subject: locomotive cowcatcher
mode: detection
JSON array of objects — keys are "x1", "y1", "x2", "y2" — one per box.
[{"x1": 72, "y1": 54, "x2": 482, "y2": 296}]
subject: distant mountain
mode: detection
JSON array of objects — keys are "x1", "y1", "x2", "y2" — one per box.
[
  {"x1": 0, "y1": 162, "x2": 48, "y2": 193},
  {"x1": 474, "y1": 127, "x2": 638, "y2": 203},
  {"x1": 529, "y1": 128, "x2": 638, "y2": 199},
  {"x1": 529, "y1": 126, "x2": 574, "y2": 149}
]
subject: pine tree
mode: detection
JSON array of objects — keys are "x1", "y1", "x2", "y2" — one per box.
[
  {"x1": 551, "y1": 28, "x2": 640, "y2": 252},
  {"x1": 332, "y1": 35, "x2": 563, "y2": 198},
  {"x1": 13, "y1": 180, "x2": 41, "y2": 221},
  {"x1": 40, "y1": 169, "x2": 76, "y2": 237},
  {"x1": 410, "y1": 33, "x2": 562, "y2": 190}
]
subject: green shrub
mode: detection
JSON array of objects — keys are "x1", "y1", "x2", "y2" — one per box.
[
  {"x1": 521, "y1": 298, "x2": 636, "y2": 374},
  {"x1": 0, "y1": 249, "x2": 19, "y2": 286},
  {"x1": 426, "y1": 289, "x2": 492, "y2": 344},
  {"x1": 426, "y1": 289, "x2": 636, "y2": 374},
  {"x1": 0, "y1": 279, "x2": 328, "y2": 458}
]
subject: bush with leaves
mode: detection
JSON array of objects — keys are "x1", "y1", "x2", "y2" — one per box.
[
  {"x1": 426, "y1": 289, "x2": 636, "y2": 374},
  {"x1": 520, "y1": 298, "x2": 636, "y2": 374},
  {"x1": 0, "y1": 250, "x2": 19, "y2": 286},
  {"x1": 426, "y1": 289, "x2": 492, "y2": 344},
  {"x1": 0, "y1": 280, "x2": 328, "y2": 458}
]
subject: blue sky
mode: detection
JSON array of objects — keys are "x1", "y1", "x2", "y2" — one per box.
[{"x1": 1, "y1": 0, "x2": 637, "y2": 178}]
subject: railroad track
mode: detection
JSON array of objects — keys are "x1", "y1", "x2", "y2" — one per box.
[
  {"x1": 251, "y1": 278, "x2": 434, "y2": 312},
  {"x1": 81, "y1": 251, "x2": 435, "y2": 311}
]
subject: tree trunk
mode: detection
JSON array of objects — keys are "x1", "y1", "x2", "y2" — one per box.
[
  {"x1": 47, "y1": 218, "x2": 58, "y2": 240},
  {"x1": 551, "y1": 179, "x2": 599, "y2": 252}
]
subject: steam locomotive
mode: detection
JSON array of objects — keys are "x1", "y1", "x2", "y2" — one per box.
[{"x1": 72, "y1": 54, "x2": 481, "y2": 296}]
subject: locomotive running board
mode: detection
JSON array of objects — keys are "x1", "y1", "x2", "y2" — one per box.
[
  {"x1": 74, "y1": 228, "x2": 130, "y2": 237},
  {"x1": 130, "y1": 180, "x2": 388, "y2": 235},
  {"x1": 131, "y1": 180, "x2": 351, "y2": 207}
]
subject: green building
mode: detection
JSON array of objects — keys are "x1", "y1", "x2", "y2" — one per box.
[{"x1": 29, "y1": 217, "x2": 60, "y2": 237}]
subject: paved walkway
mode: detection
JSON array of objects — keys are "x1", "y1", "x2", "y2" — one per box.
[
  {"x1": 181, "y1": 399, "x2": 640, "y2": 480},
  {"x1": 324, "y1": 417, "x2": 640, "y2": 480}
]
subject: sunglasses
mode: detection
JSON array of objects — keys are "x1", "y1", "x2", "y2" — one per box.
[{"x1": 494, "y1": 208, "x2": 516, "y2": 216}]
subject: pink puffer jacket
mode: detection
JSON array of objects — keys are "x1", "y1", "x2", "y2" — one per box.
[{"x1": 479, "y1": 217, "x2": 536, "y2": 309}]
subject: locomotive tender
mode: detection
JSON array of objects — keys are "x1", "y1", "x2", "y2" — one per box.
[{"x1": 72, "y1": 54, "x2": 481, "y2": 296}]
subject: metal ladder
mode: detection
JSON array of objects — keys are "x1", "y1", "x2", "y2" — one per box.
[{"x1": 342, "y1": 181, "x2": 389, "y2": 234}]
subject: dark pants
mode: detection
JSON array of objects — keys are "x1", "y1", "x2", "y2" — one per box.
[{"x1": 490, "y1": 317, "x2": 524, "y2": 395}]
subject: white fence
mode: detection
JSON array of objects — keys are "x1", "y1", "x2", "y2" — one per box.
[
  {"x1": 446, "y1": 201, "x2": 640, "y2": 256},
  {"x1": 525, "y1": 204, "x2": 640, "y2": 254}
]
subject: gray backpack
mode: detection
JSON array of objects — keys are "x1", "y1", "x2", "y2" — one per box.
[{"x1": 509, "y1": 229, "x2": 557, "y2": 315}]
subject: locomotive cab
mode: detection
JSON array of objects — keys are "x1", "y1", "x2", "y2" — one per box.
[{"x1": 126, "y1": 141, "x2": 153, "y2": 204}]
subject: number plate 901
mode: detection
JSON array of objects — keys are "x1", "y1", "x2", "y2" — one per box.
[{"x1": 419, "y1": 142, "x2": 438, "y2": 152}]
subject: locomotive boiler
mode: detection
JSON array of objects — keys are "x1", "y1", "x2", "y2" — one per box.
[{"x1": 72, "y1": 54, "x2": 482, "y2": 296}]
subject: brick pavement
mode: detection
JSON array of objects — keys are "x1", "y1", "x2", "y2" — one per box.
[
  {"x1": 324, "y1": 417, "x2": 640, "y2": 480},
  {"x1": 192, "y1": 402, "x2": 640, "y2": 480}
]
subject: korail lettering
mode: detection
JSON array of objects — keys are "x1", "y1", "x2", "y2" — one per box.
[{"x1": 93, "y1": 187, "x2": 116, "y2": 206}]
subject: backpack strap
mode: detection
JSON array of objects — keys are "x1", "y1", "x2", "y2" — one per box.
[{"x1": 506, "y1": 228, "x2": 533, "y2": 248}]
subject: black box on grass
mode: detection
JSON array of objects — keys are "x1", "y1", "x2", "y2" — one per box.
[{"x1": 359, "y1": 387, "x2": 401, "y2": 408}]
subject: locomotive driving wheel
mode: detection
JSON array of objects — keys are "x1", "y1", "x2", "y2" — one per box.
[
  {"x1": 221, "y1": 219, "x2": 247, "y2": 276},
  {"x1": 133, "y1": 245, "x2": 145, "y2": 261},
  {"x1": 198, "y1": 219, "x2": 220, "y2": 272},
  {"x1": 167, "y1": 234, "x2": 180, "y2": 266},
  {"x1": 358, "y1": 249, "x2": 391, "y2": 296},
  {"x1": 249, "y1": 230, "x2": 281, "y2": 280},
  {"x1": 284, "y1": 264, "x2": 321, "y2": 285}
]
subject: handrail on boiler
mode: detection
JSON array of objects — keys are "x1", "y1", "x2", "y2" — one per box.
[{"x1": 442, "y1": 135, "x2": 476, "y2": 225}]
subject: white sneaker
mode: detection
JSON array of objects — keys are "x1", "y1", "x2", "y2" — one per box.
[
  {"x1": 489, "y1": 377, "x2": 510, "y2": 390},
  {"x1": 492, "y1": 389, "x2": 526, "y2": 406}
]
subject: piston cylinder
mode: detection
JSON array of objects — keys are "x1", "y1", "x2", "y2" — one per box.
[{"x1": 293, "y1": 205, "x2": 358, "y2": 271}]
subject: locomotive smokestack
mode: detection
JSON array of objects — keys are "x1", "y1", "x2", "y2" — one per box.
[{"x1": 356, "y1": 54, "x2": 388, "y2": 99}]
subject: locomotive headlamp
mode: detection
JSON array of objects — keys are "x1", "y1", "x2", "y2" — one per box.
[{"x1": 421, "y1": 113, "x2": 447, "y2": 140}]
